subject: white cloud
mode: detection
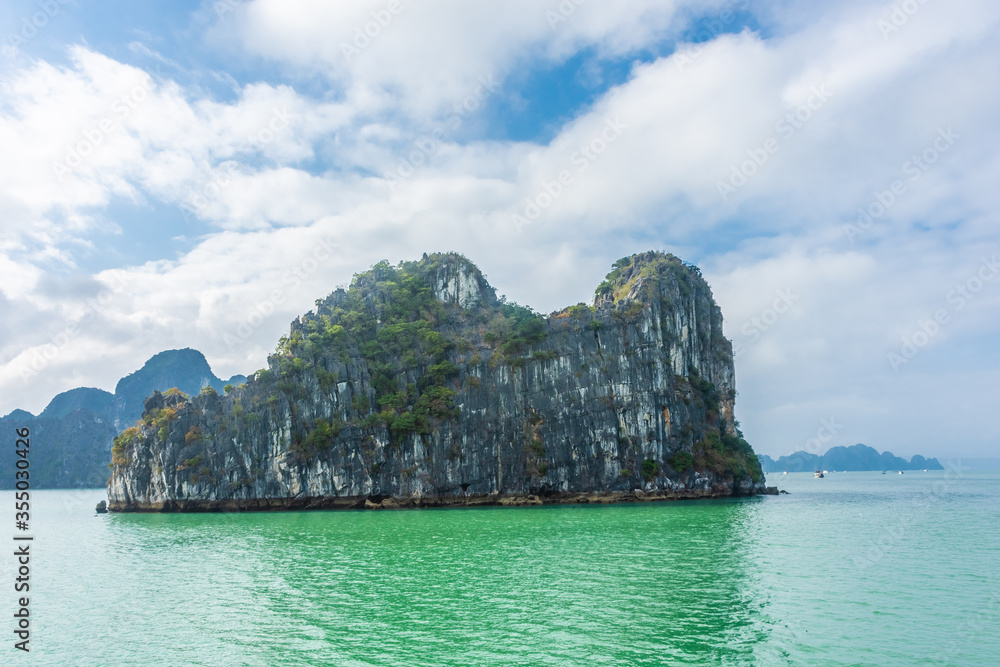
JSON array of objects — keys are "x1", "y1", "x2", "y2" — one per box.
[
  {"x1": 222, "y1": 0, "x2": 720, "y2": 117},
  {"x1": 1, "y1": 1, "x2": 998, "y2": 461}
]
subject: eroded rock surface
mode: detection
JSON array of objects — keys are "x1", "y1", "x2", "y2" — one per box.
[{"x1": 108, "y1": 252, "x2": 765, "y2": 511}]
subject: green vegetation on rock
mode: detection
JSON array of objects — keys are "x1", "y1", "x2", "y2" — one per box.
[
  {"x1": 105, "y1": 250, "x2": 766, "y2": 507},
  {"x1": 291, "y1": 418, "x2": 342, "y2": 458},
  {"x1": 693, "y1": 430, "x2": 762, "y2": 484},
  {"x1": 110, "y1": 427, "x2": 138, "y2": 467},
  {"x1": 255, "y1": 254, "x2": 548, "y2": 449},
  {"x1": 669, "y1": 451, "x2": 694, "y2": 471},
  {"x1": 678, "y1": 367, "x2": 763, "y2": 484}
]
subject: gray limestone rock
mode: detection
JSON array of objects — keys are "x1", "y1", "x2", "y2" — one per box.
[{"x1": 108, "y1": 251, "x2": 766, "y2": 511}]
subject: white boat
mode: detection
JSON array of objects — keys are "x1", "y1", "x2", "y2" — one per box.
[{"x1": 814, "y1": 471, "x2": 824, "y2": 478}]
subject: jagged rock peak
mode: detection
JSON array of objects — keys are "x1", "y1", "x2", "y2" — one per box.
[
  {"x1": 315, "y1": 252, "x2": 497, "y2": 317},
  {"x1": 425, "y1": 252, "x2": 496, "y2": 309},
  {"x1": 593, "y1": 251, "x2": 706, "y2": 308}
]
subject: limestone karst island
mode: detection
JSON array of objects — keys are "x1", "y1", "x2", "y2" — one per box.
[{"x1": 107, "y1": 251, "x2": 768, "y2": 511}]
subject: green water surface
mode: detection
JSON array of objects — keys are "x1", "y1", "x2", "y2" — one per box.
[{"x1": 6, "y1": 471, "x2": 999, "y2": 665}]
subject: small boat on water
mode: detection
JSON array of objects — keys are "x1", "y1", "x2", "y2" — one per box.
[
  {"x1": 814, "y1": 471, "x2": 824, "y2": 478},
  {"x1": 782, "y1": 471, "x2": 787, "y2": 475},
  {"x1": 898, "y1": 470, "x2": 904, "y2": 475}
]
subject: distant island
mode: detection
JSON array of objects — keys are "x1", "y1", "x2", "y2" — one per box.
[
  {"x1": 0, "y1": 349, "x2": 244, "y2": 489},
  {"x1": 758, "y1": 443, "x2": 943, "y2": 472}
]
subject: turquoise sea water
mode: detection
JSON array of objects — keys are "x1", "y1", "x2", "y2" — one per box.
[{"x1": 3, "y1": 470, "x2": 998, "y2": 665}]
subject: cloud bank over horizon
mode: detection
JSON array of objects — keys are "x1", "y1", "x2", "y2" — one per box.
[{"x1": 1, "y1": 0, "x2": 998, "y2": 459}]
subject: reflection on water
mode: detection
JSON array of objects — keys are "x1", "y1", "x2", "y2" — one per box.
[
  {"x1": 237, "y1": 499, "x2": 774, "y2": 666},
  {"x1": 27, "y1": 491, "x2": 772, "y2": 665},
  {"x1": 14, "y1": 473, "x2": 1000, "y2": 665}
]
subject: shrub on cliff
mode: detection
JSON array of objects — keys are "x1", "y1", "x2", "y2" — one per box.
[
  {"x1": 670, "y1": 451, "x2": 694, "y2": 471},
  {"x1": 290, "y1": 418, "x2": 342, "y2": 458}
]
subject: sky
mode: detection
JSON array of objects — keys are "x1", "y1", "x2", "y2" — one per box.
[{"x1": 1, "y1": 0, "x2": 998, "y2": 460}]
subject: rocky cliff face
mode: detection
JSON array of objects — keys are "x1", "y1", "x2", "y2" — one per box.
[{"x1": 108, "y1": 252, "x2": 765, "y2": 511}]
